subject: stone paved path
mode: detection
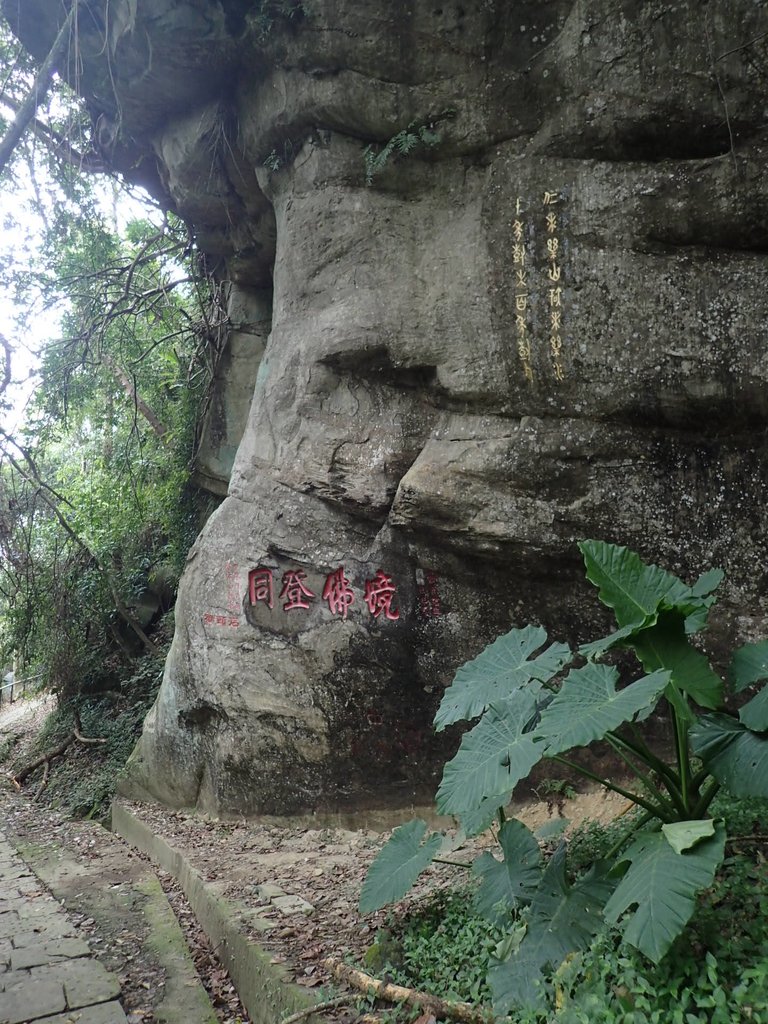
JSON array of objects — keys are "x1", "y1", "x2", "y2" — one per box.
[{"x1": 0, "y1": 829, "x2": 126, "y2": 1024}]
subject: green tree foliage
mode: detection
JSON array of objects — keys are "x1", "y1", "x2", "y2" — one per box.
[
  {"x1": 360, "y1": 541, "x2": 768, "y2": 1014},
  {"x1": 1, "y1": 205, "x2": 217, "y2": 700},
  {"x1": 0, "y1": 13, "x2": 219, "y2": 706}
]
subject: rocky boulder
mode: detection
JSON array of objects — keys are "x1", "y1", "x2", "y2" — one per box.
[{"x1": 6, "y1": 0, "x2": 768, "y2": 815}]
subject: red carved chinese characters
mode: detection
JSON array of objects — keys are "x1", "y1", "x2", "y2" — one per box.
[
  {"x1": 243, "y1": 564, "x2": 405, "y2": 621},
  {"x1": 249, "y1": 567, "x2": 274, "y2": 609},
  {"x1": 364, "y1": 570, "x2": 400, "y2": 621},
  {"x1": 418, "y1": 570, "x2": 441, "y2": 619},
  {"x1": 203, "y1": 613, "x2": 239, "y2": 629},
  {"x1": 322, "y1": 566, "x2": 355, "y2": 619},
  {"x1": 280, "y1": 569, "x2": 315, "y2": 611}
]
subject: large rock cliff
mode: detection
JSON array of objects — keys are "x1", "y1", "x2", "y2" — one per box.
[{"x1": 6, "y1": 0, "x2": 768, "y2": 815}]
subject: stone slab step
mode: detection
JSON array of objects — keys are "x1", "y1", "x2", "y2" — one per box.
[
  {"x1": 0, "y1": 830, "x2": 125, "y2": 1024},
  {"x1": 0, "y1": 817, "x2": 217, "y2": 1024}
]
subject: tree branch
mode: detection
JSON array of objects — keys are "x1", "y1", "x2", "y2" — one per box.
[
  {"x1": 0, "y1": 430, "x2": 163, "y2": 658},
  {"x1": 323, "y1": 959, "x2": 491, "y2": 1024},
  {"x1": 100, "y1": 354, "x2": 169, "y2": 439},
  {"x1": 0, "y1": 334, "x2": 11, "y2": 397},
  {"x1": 0, "y1": 0, "x2": 87, "y2": 176},
  {"x1": 0, "y1": 94, "x2": 108, "y2": 173},
  {"x1": 13, "y1": 733, "x2": 74, "y2": 785}
]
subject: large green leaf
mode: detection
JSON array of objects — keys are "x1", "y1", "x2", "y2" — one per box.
[
  {"x1": 603, "y1": 823, "x2": 726, "y2": 962},
  {"x1": 730, "y1": 640, "x2": 768, "y2": 691},
  {"x1": 738, "y1": 689, "x2": 768, "y2": 731},
  {"x1": 534, "y1": 664, "x2": 668, "y2": 756},
  {"x1": 690, "y1": 713, "x2": 768, "y2": 797},
  {"x1": 458, "y1": 793, "x2": 513, "y2": 838},
  {"x1": 581, "y1": 568, "x2": 723, "y2": 663},
  {"x1": 579, "y1": 622, "x2": 642, "y2": 660},
  {"x1": 690, "y1": 569, "x2": 725, "y2": 599},
  {"x1": 489, "y1": 847, "x2": 614, "y2": 1011},
  {"x1": 358, "y1": 820, "x2": 443, "y2": 913},
  {"x1": 684, "y1": 569, "x2": 724, "y2": 633},
  {"x1": 473, "y1": 819, "x2": 542, "y2": 925},
  {"x1": 436, "y1": 691, "x2": 544, "y2": 815},
  {"x1": 661, "y1": 819, "x2": 715, "y2": 854},
  {"x1": 434, "y1": 626, "x2": 570, "y2": 731},
  {"x1": 730, "y1": 641, "x2": 768, "y2": 729},
  {"x1": 630, "y1": 611, "x2": 723, "y2": 710},
  {"x1": 579, "y1": 540, "x2": 695, "y2": 628}
]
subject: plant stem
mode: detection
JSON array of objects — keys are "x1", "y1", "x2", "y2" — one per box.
[
  {"x1": 431, "y1": 857, "x2": 473, "y2": 869},
  {"x1": 604, "y1": 733, "x2": 682, "y2": 818},
  {"x1": 672, "y1": 704, "x2": 692, "y2": 814},
  {"x1": 625, "y1": 727, "x2": 686, "y2": 798},
  {"x1": 691, "y1": 778, "x2": 721, "y2": 818},
  {"x1": 550, "y1": 755, "x2": 669, "y2": 820},
  {"x1": 690, "y1": 766, "x2": 712, "y2": 789},
  {"x1": 604, "y1": 809, "x2": 655, "y2": 861}
]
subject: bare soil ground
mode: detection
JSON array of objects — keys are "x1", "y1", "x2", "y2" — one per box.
[{"x1": 120, "y1": 783, "x2": 631, "y2": 1007}]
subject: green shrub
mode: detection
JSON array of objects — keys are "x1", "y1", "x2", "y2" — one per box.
[
  {"x1": 557, "y1": 848, "x2": 768, "y2": 1023},
  {"x1": 14, "y1": 654, "x2": 162, "y2": 819},
  {"x1": 370, "y1": 812, "x2": 768, "y2": 1024},
  {"x1": 361, "y1": 541, "x2": 768, "y2": 1014}
]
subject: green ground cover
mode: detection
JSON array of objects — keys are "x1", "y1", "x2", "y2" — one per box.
[{"x1": 368, "y1": 793, "x2": 768, "y2": 1023}]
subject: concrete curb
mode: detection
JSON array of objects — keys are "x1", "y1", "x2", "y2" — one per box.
[{"x1": 112, "y1": 801, "x2": 322, "y2": 1024}]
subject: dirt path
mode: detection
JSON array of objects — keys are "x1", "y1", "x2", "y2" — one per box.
[
  {"x1": 119, "y1": 782, "x2": 632, "y2": 1005},
  {"x1": 0, "y1": 694, "x2": 54, "y2": 731}
]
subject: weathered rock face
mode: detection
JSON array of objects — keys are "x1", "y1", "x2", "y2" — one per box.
[{"x1": 7, "y1": 0, "x2": 768, "y2": 815}]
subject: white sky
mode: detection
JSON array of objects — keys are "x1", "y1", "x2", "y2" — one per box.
[{"x1": 0, "y1": 68, "x2": 167, "y2": 437}]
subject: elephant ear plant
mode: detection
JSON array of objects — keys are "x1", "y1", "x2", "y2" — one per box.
[{"x1": 359, "y1": 540, "x2": 768, "y2": 1013}]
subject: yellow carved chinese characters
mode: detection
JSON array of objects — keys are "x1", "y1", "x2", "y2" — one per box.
[
  {"x1": 510, "y1": 188, "x2": 568, "y2": 384},
  {"x1": 513, "y1": 196, "x2": 533, "y2": 381},
  {"x1": 543, "y1": 188, "x2": 565, "y2": 381}
]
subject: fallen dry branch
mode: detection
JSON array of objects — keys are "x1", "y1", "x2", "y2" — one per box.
[
  {"x1": 73, "y1": 721, "x2": 107, "y2": 745},
  {"x1": 13, "y1": 733, "x2": 74, "y2": 784},
  {"x1": 322, "y1": 959, "x2": 493, "y2": 1024},
  {"x1": 357, "y1": 1017, "x2": 439, "y2": 1024},
  {"x1": 12, "y1": 720, "x2": 107, "y2": 789},
  {"x1": 33, "y1": 759, "x2": 50, "y2": 801},
  {"x1": 280, "y1": 996, "x2": 354, "y2": 1024}
]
